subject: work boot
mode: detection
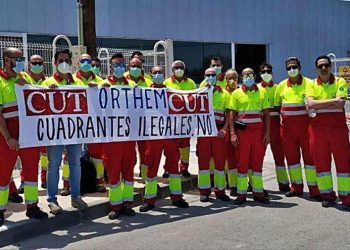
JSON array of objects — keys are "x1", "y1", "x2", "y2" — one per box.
[
  {"x1": 234, "y1": 196, "x2": 246, "y2": 205},
  {"x1": 172, "y1": 199, "x2": 189, "y2": 208},
  {"x1": 26, "y1": 207, "x2": 48, "y2": 220},
  {"x1": 341, "y1": 204, "x2": 350, "y2": 211},
  {"x1": 8, "y1": 192, "x2": 23, "y2": 203},
  {"x1": 0, "y1": 211, "x2": 4, "y2": 226},
  {"x1": 60, "y1": 187, "x2": 71, "y2": 196},
  {"x1": 96, "y1": 184, "x2": 107, "y2": 193},
  {"x1": 216, "y1": 193, "x2": 231, "y2": 202},
  {"x1": 108, "y1": 210, "x2": 120, "y2": 220},
  {"x1": 139, "y1": 203, "x2": 155, "y2": 212},
  {"x1": 200, "y1": 195, "x2": 209, "y2": 202},
  {"x1": 48, "y1": 201, "x2": 63, "y2": 215},
  {"x1": 263, "y1": 189, "x2": 269, "y2": 197},
  {"x1": 18, "y1": 182, "x2": 24, "y2": 194},
  {"x1": 230, "y1": 187, "x2": 238, "y2": 197},
  {"x1": 285, "y1": 191, "x2": 303, "y2": 197},
  {"x1": 41, "y1": 182, "x2": 47, "y2": 189},
  {"x1": 162, "y1": 171, "x2": 169, "y2": 178},
  {"x1": 71, "y1": 197, "x2": 88, "y2": 211},
  {"x1": 253, "y1": 196, "x2": 270, "y2": 204},
  {"x1": 180, "y1": 169, "x2": 191, "y2": 178},
  {"x1": 321, "y1": 200, "x2": 336, "y2": 208},
  {"x1": 41, "y1": 170, "x2": 47, "y2": 189},
  {"x1": 310, "y1": 194, "x2": 323, "y2": 202},
  {"x1": 122, "y1": 206, "x2": 136, "y2": 216},
  {"x1": 278, "y1": 184, "x2": 291, "y2": 193}
]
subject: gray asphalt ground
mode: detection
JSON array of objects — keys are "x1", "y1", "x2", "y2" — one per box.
[{"x1": 3, "y1": 141, "x2": 350, "y2": 250}]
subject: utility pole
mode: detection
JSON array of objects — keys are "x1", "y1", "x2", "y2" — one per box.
[{"x1": 78, "y1": 0, "x2": 97, "y2": 57}]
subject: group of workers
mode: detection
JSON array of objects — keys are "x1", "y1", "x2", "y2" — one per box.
[{"x1": 0, "y1": 45, "x2": 349, "y2": 227}]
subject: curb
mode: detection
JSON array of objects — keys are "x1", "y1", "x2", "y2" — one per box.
[{"x1": 0, "y1": 176, "x2": 198, "y2": 247}]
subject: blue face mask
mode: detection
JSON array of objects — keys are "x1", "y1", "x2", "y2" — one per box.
[
  {"x1": 113, "y1": 66, "x2": 125, "y2": 78},
  {"x1": 213, "y1": 66, "x2": 222, "y2": 75},
  {"x1": 31, "y1": 64, "x2": 43, "y2": 74},
  {"x1": 243, "y1": 77, "x2": 255, "y2": 87},
  {"x1": 13, "y1": 61, "x2": 25, "y2": 73},
  {"x1": 80, "y1": 61, "x2": 92, "y2": 72},
  {"x1": 152, "y1": 73, "x2": 164, "y2": 85},
  {"x1": 205, "y1": 75, "x2": 217, "y2": 86},
  {"x1": 91, "y1": 66, "x2": 101, "y2": 75},
  {"x1": 130, "y1": 67, "x2": 142, "y2": 78}
]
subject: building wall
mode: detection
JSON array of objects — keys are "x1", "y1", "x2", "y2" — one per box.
[{"x1": 0, "y1": 0, "x2": 349, "y2": 81}]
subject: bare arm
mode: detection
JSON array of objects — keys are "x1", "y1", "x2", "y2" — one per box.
[
  {"x1": 229, "y1": 110, "x2": 239, "y2": 147},
  {"x1": 307, "y1": 96, "x2": 345, "y2": 109}
]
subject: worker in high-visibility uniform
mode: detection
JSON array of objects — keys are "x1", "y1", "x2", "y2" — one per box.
[
  {"x1": 124, "y1": 51, "x2": 152, "y2": 80},
  {"x1": 71, "y1": 53, "x2": 106, "y2": 193},
  {"x1": 140, "y1": 65, "x2": 190, "y2": 212},
  {"x1": 199, "y1": 57, "x2": 227, "y2": 186},
  {"x1": 274, "y1": 57, "x2": 320, "y2": 199},
  {"x1": 42, "y1": 49, "x2": 88, "y2": 215},
  {"x1": 258, "y1": 63, "x2": 290, "y2": 193},
  {"x1": 91, "y1": 58, "x2": 103, "y2": 77},
  {"x1": 224, "y1": 69, "x2": 239, "y2": 196},
  {"x1": 164, "y1": 60, "x2": 197, "y2": 177},
  {"x1": 197, "y1": 68, "x2": 231, "y2": 202},
  {"x1": 101, "y1": 55, "x2": 137, "y2": 220},
  {"x1": 125, "y1": 57, "x2": 152, "y2": 181},
  {"x1": 0, "y1": 47, "x2": 48, "y2": 226},
  {"x1": 229, "y1": 67, "x2": 271, "y2": 205},
  {"x1": 306, "y1": 55, "x2": 350, "y2": 209}
]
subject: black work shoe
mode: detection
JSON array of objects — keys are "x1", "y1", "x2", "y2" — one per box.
[
  {"x1": 8, "y1": 193, "x2": 23, "y2": 203},
  {"x1": 108, "y1": 210, "x2": 120, "y2": 220},
  {"x1": 200, "y1": 195, "x2": 209, "y2": 202},
  {"x1": 162, "y1": 171, "x2": 169, "y2": 178},
  {"x1": 230, "y1": 187, "x2": 238, "y2": 197},
  {"x1": 122, "y1": 206, "x2": 136, "y2": 216},
  {"x1": 234, "y1": 196, "x2": 246, "y2": 205},
  {"x1": 285, "y1": 191, "x2": 303, "y2": 197},
  {"x1": 217, "y1": 193, "x2": 231, "y2": 202},
  {"x1": 341, "y1": 204, "x2": 350, "y2": 211},
  {"x1": 172, "y1": 199, "x2": 189, "y2": 208},
  {"x1": 96, "y1": 185, "x2": 107, "y2": 193},
  {"x1": 26, "y1": 207, "x2": 48, "y2": 220},
  {"x1": 322, "y1": 200, "x2": 335, "y2": 208},
  {"x1": 41, "y1": 182, "x2": 47, "y2": 189},
  {"x1": 18, "y1": 182, "x2": 24, "y2": 194},
  {"x1": 253, "y1": 196, "x2": 270, "y2": 204},
  {"x1": 139, "y1": 203, "x2": 155, "y2": 212},
  {"x1": 263, "y1": 189, "x2": 269, "y2": 197},
  {"x1": 279, "y1": 185, "x2": 291, "y2": 193},
  {"x1": 180, "y1": 170, "x2": 191, "y2": 178},
  {"x1": 60, "y1": 188, "x2": 71, "y2": 196},
  {"x1": 0, "y1": 212, "x2": 4, "y2": 226}
]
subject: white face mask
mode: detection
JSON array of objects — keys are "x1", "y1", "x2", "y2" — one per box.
[
  {"x1": 57, "y1": 62, "x2": 71, "y2": 74},
  {"x1": 261, "y1": 73, "x2": 272, "y2": 83},
  {"x1": 174, "y1": 69, "x2": 184, "y2": 78},
  {"x1": 288, "y1": 68, "x2": 299, "y2": 78}
]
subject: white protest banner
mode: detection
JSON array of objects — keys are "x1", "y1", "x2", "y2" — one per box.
[{"x1": 15, "y1": 85, "x2": 218, "y2": 148}]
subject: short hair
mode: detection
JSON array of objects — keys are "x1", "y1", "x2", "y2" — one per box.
[
  {"x1": 210, "y1": 56, "x2": 221, "y2": 62},
  {"x1": 110, "y1": 53, "x2": 124, "y2": 63},
  {"x1": 131, "y1": 51, "x2": 143, "y2": 58},
  {"x1": 91, "y1": 58, "x2": 101, "y2": 63},
  {"x1": 315, "y1": 55, "x2": 331, "y2": 67},
  {"x1": 54, "y1": 49, "x2": 72, "y2": 62},
  {"x1": 171, "y1": 60, "x2": 186, "y2": 69},
  {"x1": 285, "y1": 56, "x2": 301, "y2": 68},
  {"x1": 259, "y1": 63, "x2": 273, "y2": 72}
]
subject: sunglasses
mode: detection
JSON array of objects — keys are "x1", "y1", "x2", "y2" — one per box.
[
  {"x1": 31, "y1": 62, "x2": 43, "y2": 66},
  {"x1": 80, "y1": 59, "x2": 92, "y2": 64},
  {"x1": 174, "y1": 66, "x2": 184, "y2": 70},
  {"x1": 286, "y1": 65, "x2": 298, "y2": 70},
  {"x1": 211, "y1": 64, "x2": 221, "y2": 67},
  {"x1": 205, "y1": 74, "x2": 216, "y2": 77},
  {"x1": 113, "y1": 63, "x2": 125, "y2": 68},
  {"x1": 8, "y1": 56, "x2": 25, "y2": 62},
  {"x1": 261, "y1": 70, "x2": 271, "y2": 74},
  {"x1": 317, "y1": 63, "x2": 330, "y2": 69},
  {"x1": 152, "y1": 71, "x2": 163, "y2": 74},
  {"x1": 242, "y1": 73, "x2": 254, "y2": 78}
]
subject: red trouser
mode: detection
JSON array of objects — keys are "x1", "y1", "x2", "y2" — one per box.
[
  {"x1": 309, "y1": 113, "x2": 350, "y2": 205},
  {"x1": 137, "y1": 141, "x2": 147, "y2": 166},
  {"x1": 0, "y1": 118, "x2": 40, "y2": 210},
  {"x1": 236, "y1": 123, "x2": 265, "y2": 198},
  {"x1": 269, "y1": 117, "x2": 289, "y2": 188},
  {"x1": 102, "y1": 141, "x2": 136, "y2": 211},
  {"x1": 280, "y1": 115, "x2": 319, "y2": 195},
  {"x1": 197, "y1": 136, "x2": 226, "y2": 196},
  {"x1": 178, "y1": 138, "x2": 190, "y2": 171},
  {"x1": 88, "y1": 143, "x2": 104, "y2": 159},
  {"x1": 144, "y1": 139, "x2": 181, "y2": 204}
]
